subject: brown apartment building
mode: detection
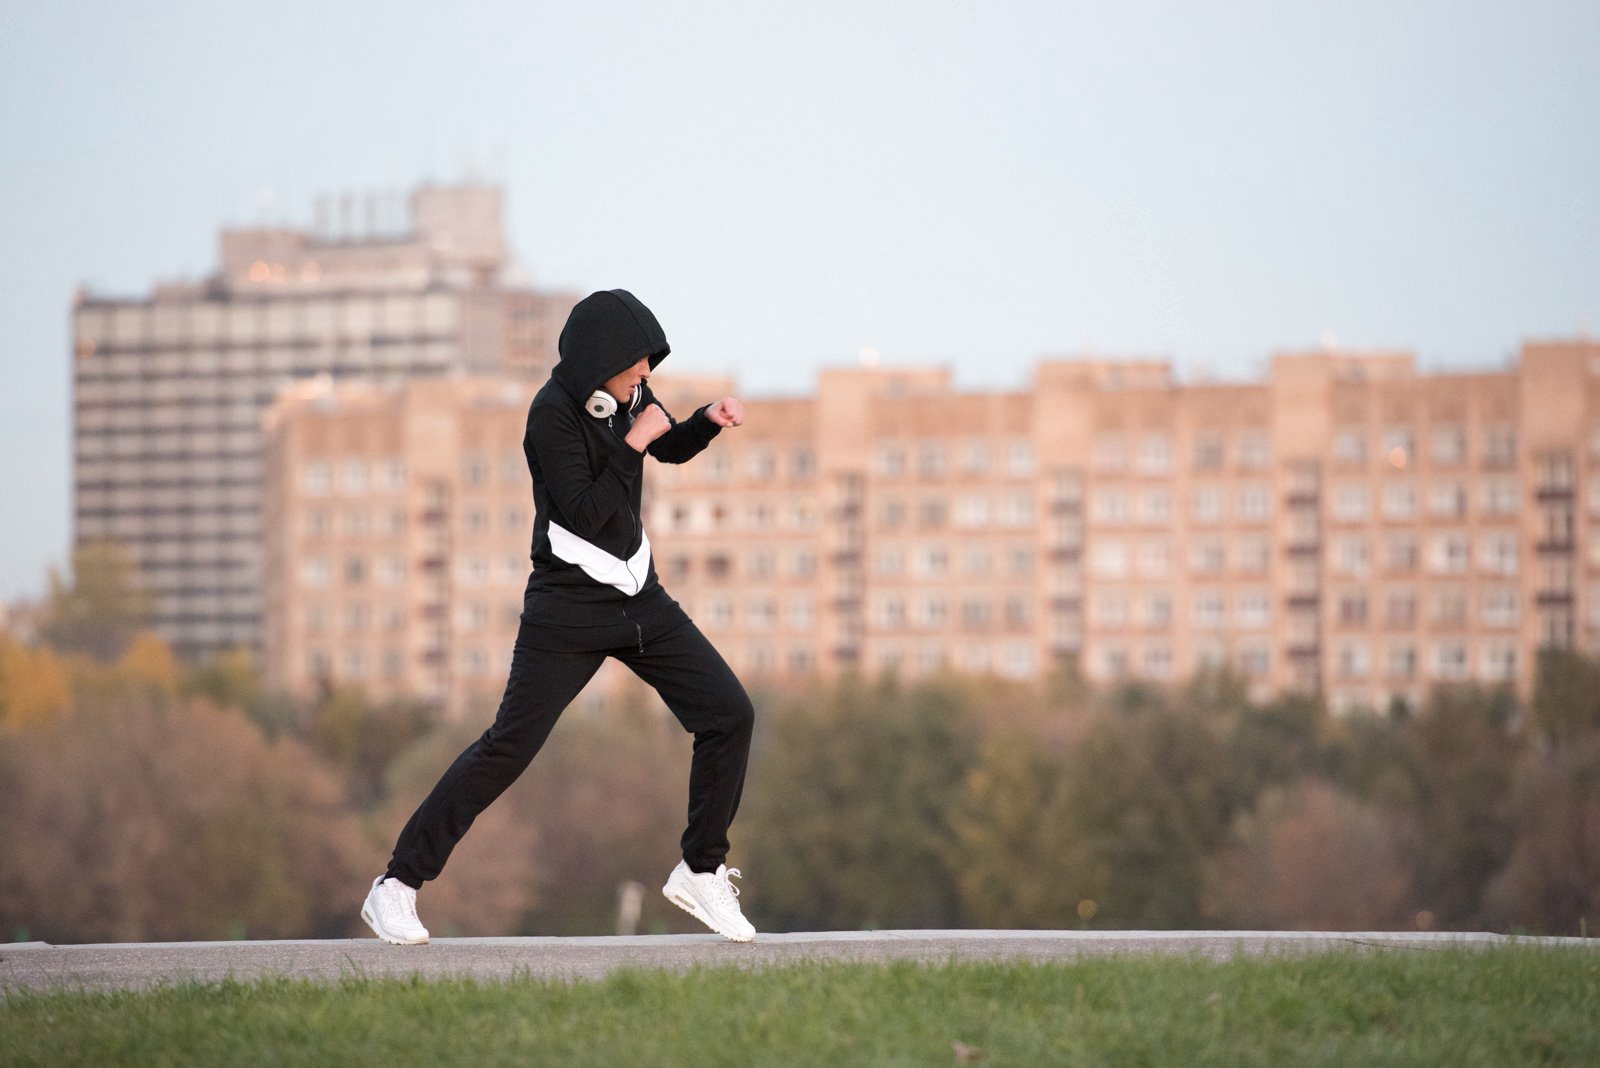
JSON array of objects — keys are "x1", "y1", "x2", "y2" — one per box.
[
  {"x1": 261, "y1": 338, "x2": 1600, "y2": 715},
  {"x1": 72, "y1": 184, "x2": 577, "y2": 659}
]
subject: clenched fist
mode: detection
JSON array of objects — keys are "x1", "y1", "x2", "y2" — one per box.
[
  {"x1": 706, "y1": 397, "x2": 745, "y2": 427},
  {"x1": 625, "y1": 403, "x2": 673, "y2": 452}
]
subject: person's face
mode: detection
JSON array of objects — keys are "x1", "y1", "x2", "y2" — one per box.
[{"x1": 602, "y1": 357, "x2": 652, "y2": 402}]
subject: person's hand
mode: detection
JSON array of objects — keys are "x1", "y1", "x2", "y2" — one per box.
[
  {"x1": 625, "y1": 403, "x2": 673, "y2": 452},
  {"x1": 706, "y1": 397, "x2": 745, "y2": 427}
]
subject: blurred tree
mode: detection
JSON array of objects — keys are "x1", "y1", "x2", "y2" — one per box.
[
  {"x1": 1218, "y1": 779, "x2": 1417, "y2": 931},
  {"x1": 1056, "y1": 690, "x2": 1236, "y2": 928},
  {"x1": 183, "y1": 646, "x2": 263, "y2": 711},
  {"x1": 308, "y1": 686, "x2": 438, "y2": 809},
  {"x1": 1531, "y1": 647, "x2": 1600, "y2": 749},
  {"x1": 37, "y1": 542, "x2": 151, "y2": 663},
  {"x1": 741, "y1": 677, "x2": 979, "y2": 931},
  {"x1": 0, "y1": 635, "x2": 73, "y2": 727},
  {"x1": 948, "y1": 728, "x2": 1095, "y2": 927},
  {"x1": 1403, "y1": 684, "x2": 1522, "y2": 928},
  {"x1": 115, "y1": 631, "x2": 179, "y2": 696},
  {"x1": 1483, "y1": 736, "x2": 1600, "y2": 935},
  {"x1": 0, "y1": 692, "x2": 377, "y2": 942}
]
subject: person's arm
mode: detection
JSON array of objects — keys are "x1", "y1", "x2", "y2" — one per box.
[
  {"x1": 643, "y1": 386, "x2": 727, "y2": 465},
  {"x1": 527, "y1": 402, "x2": 642, "y2": 540}
]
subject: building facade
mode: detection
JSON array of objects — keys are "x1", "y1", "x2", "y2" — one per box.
[
  {"x1": 260, "y1": 338, "x2": 1600, "y2": 714},
  {"x1": 71, "y1": 185, "x2": 578, "y2": 659}
]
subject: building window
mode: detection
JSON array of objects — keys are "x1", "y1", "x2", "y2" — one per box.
[
  {"x1": 1193, "y1": 433, "x2": 1225, "y2": 472},
  {"x1": 1382, "y1": 427, "x2": 1416, "y2": 465},
  {"x1": 1484, "y1": 426, "x2": 1516, "y2": 467},
  {"x1": 1137, "y1": 539, "x2": 1171, "y2": 579},
  {"x1": 304, "y1": 461, "x2": 331, "y2": 495},
  {"x1": 876, "y1": 444, "x2": 906, "y2": 478},
  {"x1": 960, "y1": 442, "x2": 990, "y2": 474},
  {"x1": 1338, "y1": 642, "x2": 1371, "y2": 679},
  {"x1": 956, "y1": 494, "x2": 991, "y2": 527},
  {"x1": 1239, "y1": 644, "x2": 1270, "y2": 676},
  {"x1": 1428, "y1": 532, "x2": 1470, "y2": 573},
  {"x1": 1434, "y1": 642, "x2": 1469, "y2": 680},
  {"x1": 1431, "y1": 426, "x2": 1466, "y2": 466},
  {"x1": 1193, "y1": 591, "x2": 1226, "y2": 629},
  {"x1": 1142, "y1": 592, "x2": 1173, "y2": 627},
  {"x1": 1091, "y1": 488, "x2": 1129, "y2": 525},
  {"x1": 1337, "y1": 590, "x2": 1369, "y2": 626},
  {"x1": 1381, "y1": 481, "x2": 1418, "y2": 519},
  {"x1": 1237, "y1": 590, "x2": 1271, "y2": 629},
  {"x1": 1429, "y1": 481, "x2": 1468, "y2": 518},
  {"x1": 1386, "y1": 588, "x2": 1417, "y2": 627},
  {"x1": 1191, "y1": 486, "x2": 1224, "y2": 524},
  {"x1": 1537, "y1": 452, "x2": 1574, "y2": 493},
  {"x1": 1091, "y1": 540, "x2": 1129, "y2": 579},
  {"x1": 1385, "y1": 533, "x2": 1419, "y2": 572},
  {"x1": 1006, "y1": 440, "x2": 1035, "y2": 476},
  {"x1": 1190, "y1": 538, "x2": 1225, "y2": 574},
  {"x1": 1334, "y1": 536, "x2": 1370, "y2": 577},
  {"x1": 1480, "y1": 532, "x2": 1518, "y2": 575},
  {"x1": 1140, "y1": 488, "x2": 1172, "y2": 525},
  {"x1": 1143, "y1": 644, "x2": 1174, "y2": 679},
  {"x1": 1238, "y1": 433, "x2": 1270, "y2": 470},
  {"x1": 1334, "y1": 429, "x2": 1367, "y2": 466},
  {"x1": 914, "y1": 545, "x2": 949, "y2": 578},
  {"x1": 1093, "y1": 593, "x2": 1130, "y2": 627},
  {"x1": 1237, "y1": 485, "x2": 1272, "y2": 522},
  {"x1": 1483, "y1": 477, "x2": 1519, "y2": 515},
  {"x1": 1237, "y1": 536, "x2": 1271, "y2": 574},
  {"x1": 1387, "y1": 644, "x2": 1417, "y2": 680},
  {"x1": 1432, "y1": 587, "x2": 1469, "y2": 626},
  {"x1": 1483, "y1": 588, "x2": 1519, "y2": 628},
  {"x1": 1333, "y1": 484, "x2": 1370, "y2": 522},
  {"x1": 1138, "y1": 435, "x2": 1172, "y2": 475},
  {"x1": 1482, "y1": 643, "x2": 1516, "y2": 682}
]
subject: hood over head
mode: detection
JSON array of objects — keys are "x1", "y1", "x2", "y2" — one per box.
[{"x1": 553, "y1": 289, "x2": 671, "y2": 402}]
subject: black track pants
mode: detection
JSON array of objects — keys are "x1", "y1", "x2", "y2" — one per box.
[{"x1": 385, "y1": 618, "x2": 754, "y2": 889}]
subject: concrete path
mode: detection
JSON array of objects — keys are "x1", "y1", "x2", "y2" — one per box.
[{"x1": 3, "y1": 930, "x2": 1590, "y2": 993}]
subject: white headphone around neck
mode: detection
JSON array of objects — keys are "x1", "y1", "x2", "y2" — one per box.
[
  {"x1": 585, "y1": 390, "x2": 618, "y2": 419},
  {"x1": 585, "y1": 385, "x2": 639, "y2": 420}
]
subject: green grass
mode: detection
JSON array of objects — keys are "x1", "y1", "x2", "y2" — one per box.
[{"x1": 2, "y1": 946, "x2": 1597, "y2": 1067}]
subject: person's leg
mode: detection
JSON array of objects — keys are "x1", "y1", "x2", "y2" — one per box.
[
  {"x1": 385, "y1": 633, "x2": 607, "y2": 888},
  {"x1": 618, "y1": 620, "x2": 754, "y2": 873}
]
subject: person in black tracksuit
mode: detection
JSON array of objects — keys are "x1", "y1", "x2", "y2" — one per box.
[{"x1": 361, "y1": 289, "x2": 758, "y2": 944}]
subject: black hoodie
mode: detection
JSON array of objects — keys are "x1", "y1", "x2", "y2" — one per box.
[{"x1": 519, "y1": 290, "x2": 722, "y2": 648}]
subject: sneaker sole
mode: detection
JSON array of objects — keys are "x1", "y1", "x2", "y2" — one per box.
[
  {"x1": 663, "y1": 882, "x2": 755, "y2": 943},
  {"x1": 361, "y1": 903, "x2": 429, "y2": 945}
]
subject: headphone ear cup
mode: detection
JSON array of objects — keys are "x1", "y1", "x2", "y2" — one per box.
[{"x1": 585, "y1": 390, "x2": 617, "y2": 419}]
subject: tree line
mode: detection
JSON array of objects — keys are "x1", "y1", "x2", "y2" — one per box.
[{"x1": 2, "y1": 544, "x2": 1596, "y2": 941}]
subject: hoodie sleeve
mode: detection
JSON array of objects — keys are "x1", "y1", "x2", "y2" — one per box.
[
  {"x1": 528, "y1": 401, "x2": 643, "y2": 540},
  {"x1": 643, "y1": 388, "x2": 722, "y2": 465}
]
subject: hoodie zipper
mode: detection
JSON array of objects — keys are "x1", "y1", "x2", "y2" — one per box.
[{"x1": 611, "y1": 399, "x2": 647, "y2": 642}]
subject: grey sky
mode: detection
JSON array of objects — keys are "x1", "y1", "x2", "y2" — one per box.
[{"x1": 2, "y1": 0, "x2": 1596, "y2": 600}]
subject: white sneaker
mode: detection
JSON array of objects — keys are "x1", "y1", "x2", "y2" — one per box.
[
  {"x1": 662, "y1": 861, "x2": 756, "y2": 942},
  {"x1": 361, "y1": 876, "x2": 430, "y2": 945}
]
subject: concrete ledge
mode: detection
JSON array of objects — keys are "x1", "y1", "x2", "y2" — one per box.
[{"x1": 3, "y1": 930, "x2": 1592, "y2": 993}]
